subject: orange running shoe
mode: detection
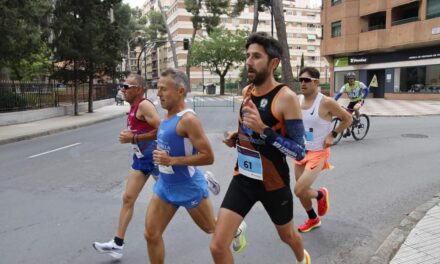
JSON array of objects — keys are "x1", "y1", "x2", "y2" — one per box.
[
  {"x1": 317, "y1": 187, "x2": 330, "y2": 216},
  {"x1": 298, "y1": 217, "x2": 321, "y2": 233}
]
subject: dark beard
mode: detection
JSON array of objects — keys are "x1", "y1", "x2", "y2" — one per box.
[{"x1": 250, "y1": 69, "x2": 270, "y2": 85}]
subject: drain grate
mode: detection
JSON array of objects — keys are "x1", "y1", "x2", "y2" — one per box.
[{"x1": 401, "y1": 133, "x2": 428, "y2": 138}]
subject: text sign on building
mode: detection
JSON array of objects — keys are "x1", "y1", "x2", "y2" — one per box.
[
  {"x1": 432, "y1": 27, "x2": 440, "y2": 35},
  {"x1": 349, "y1": 57, "x2": 369, "y2": 65}
]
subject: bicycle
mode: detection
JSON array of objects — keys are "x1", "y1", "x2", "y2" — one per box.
[{"x1": 331, "y1": 108, "x2": 370, "y2": 145}]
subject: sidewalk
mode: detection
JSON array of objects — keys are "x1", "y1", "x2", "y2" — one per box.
[{"x1": 1, "y1": 97, "x2": 440, "y2": 263}]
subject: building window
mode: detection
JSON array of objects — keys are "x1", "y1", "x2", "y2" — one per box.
[
  {"x1": 331, "y1": 21, "x2": 341, "y2": 37},
  {"x1": 364, "y1": 12, "x2": 386, "y2": 31},
  {"x1": 391, "y1": 1, "x2": 420, "y2": 26},
  {"x1": 331, "y1": 0, "x2": 342, "y2": 6},
  {"x1": 307, "y1": 34, "x2": 317, "y2": 41},
  {"x1": 307, "y1": 45, "x2": 316, "y2": 51},
  {"x1": 397, "y1": 65, "x2": 440, "y2": 93},
  {"x1": 427, "y1": 0, "x2": 440, "y2": 19}
]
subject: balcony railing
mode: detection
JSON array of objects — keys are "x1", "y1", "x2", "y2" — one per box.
[
  {"x1": 392, "y1": 16, "x2": 419, "y2": 26},
  {"x1": 368, "y1": 24, "x2": 386, "y2": 31}
]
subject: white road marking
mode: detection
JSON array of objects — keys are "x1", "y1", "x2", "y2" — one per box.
[{"x1": 28, "y1": 143, "x2": 82, "y2": 158}]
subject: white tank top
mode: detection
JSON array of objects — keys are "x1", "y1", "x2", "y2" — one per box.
[{"x1": 298, "y1": 93, "x2": 332, "y2": 151}]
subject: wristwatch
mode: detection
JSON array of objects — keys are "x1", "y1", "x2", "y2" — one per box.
[
  {"x1": 260, "y1": 127, "x2": 272, "y2": 140},
  {"x1": 331, "y1": 130, "x2": 338, "y2": 138}
]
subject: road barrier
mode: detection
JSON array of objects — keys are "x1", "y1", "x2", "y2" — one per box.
[{"x1": 192, "y1": 95, "x2": 236, "y2": 112}]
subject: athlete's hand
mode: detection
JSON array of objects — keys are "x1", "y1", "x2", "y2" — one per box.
[
  {"x1": 153, "y1": 149, "x2": 173, "y2": 166},
  {"x1": 241, "y1": 98, "x2": 266, "y2": 134},
  {"x1": 223, "y1": 131, "x2": 238, "y2": 148},
  {"x1": 119, "y1": 130, "x2": 134, "y2": 144},
  {"x1": 324, "y1": 134, "x2": 333, "y2": 148}
]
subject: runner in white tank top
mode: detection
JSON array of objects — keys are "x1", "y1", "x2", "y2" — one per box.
[
  {"x1": 298, "y1": 93, "x2": 332, "y2": 151},
  {"x1": 293, "y1": 67, "x2": 352, "y2": 233}
]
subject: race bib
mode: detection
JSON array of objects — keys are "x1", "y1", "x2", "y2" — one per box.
[
  {"x1": 158, "y1": 164, "x2": 175, "y2": 174},
  {"x1": 237, "y1": 145, "x2": 263, "y2": 181},
  {"x1": 133, "y1": 145, "x2": 144, "y2": 159}
]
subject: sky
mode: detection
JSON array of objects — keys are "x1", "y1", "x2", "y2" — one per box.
[{"x1": 123, "y1": 0, "x2": 322, "y2": 9}]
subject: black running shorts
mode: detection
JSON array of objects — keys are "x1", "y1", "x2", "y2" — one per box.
[{"x1": 221, "y1": 175, "x2": 293, "y2": 225}]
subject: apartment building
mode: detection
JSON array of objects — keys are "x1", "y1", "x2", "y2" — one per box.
[
  {"x1": 139, "y1": 0, "x2": 328, "y2": 88},
  {"x1": 321, "y1": 0, "x2": 440, "y2": 100}
]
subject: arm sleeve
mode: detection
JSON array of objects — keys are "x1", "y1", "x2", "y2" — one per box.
[
  {"x1": 262, "y1": 119, "x2": 306, "y2": 161},
  {"x1": 334, "y1": 86, "x2": 345, "y2": 101},
  {"x1": 361, "y1": 82, "x2": 369, "y2": 99}
]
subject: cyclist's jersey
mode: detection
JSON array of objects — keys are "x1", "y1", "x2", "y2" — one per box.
[
  {"x1": 338, "y1": 81, "x2": 367, "y2": 102},
  {"x1": 127, "y1": 98, "x2": 156, "y2": 161},
  {"x1": 298, "y1": 93, "x2": 332, "y2": 151},
  {"x1": 234, "y1": 84, "x2": 290, "y2": 191}
]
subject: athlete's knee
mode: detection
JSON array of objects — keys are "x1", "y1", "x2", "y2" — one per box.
[
  {"x1": 210, "y1": 238, "x2": 229, "y2": 256},
  {"x1": 122, "y1": 192, "x2": 137, "y2": 206},
  {"x1": 144, "y1": 226, "x2": 161, "y2": 243},
  {"x1": 294, "y1": 184, "x2": 307, "y2": 199},
  {"x1": 199, "y1": 222, "x2": 215, "y2": 234},
  {"x1": 279, "y1": 229, "x2": 301, "y2": 245}
]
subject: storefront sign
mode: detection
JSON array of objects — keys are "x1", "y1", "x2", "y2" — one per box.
[
  {"x1": 343, "y1": 46, "x2": 440, "y2": 65},
  {"x1": 349, "y1": 57, "x2": 368, "y2": 64}
]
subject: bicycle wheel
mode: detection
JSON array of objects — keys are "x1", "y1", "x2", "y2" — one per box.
[
  {"x1": 331, "y1": 117, "x2": 343, "y2": 145},
  {"x1": 351, "y1": 114, "x2": 370, "y2": 140}
]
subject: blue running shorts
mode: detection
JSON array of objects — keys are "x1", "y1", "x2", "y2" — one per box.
[
  {"x1": 131, "y1": 155, "x2": 156, "y2": 176},
  {"x1": 154, "y1": 169, "x2": 209, "y2": 209}
]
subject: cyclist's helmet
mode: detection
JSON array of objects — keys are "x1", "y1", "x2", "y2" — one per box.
[{"x1": 346, "y1": 72, "x2": 356, "y2": 79}]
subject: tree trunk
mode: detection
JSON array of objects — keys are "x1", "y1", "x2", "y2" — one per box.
[
  {"x1": 252, "y1": 0, "x2": 259, "y2": 32},
  {"x1": 88, "y1": 62, "x2": 94, "y2": 113},
  {"x1": 73, "y1": 61, "x2": 78, "y2": 116},
  {"x1": 219, "y1": 73, "x2": 225, "y2": 95},
  {"x1": 272, "y1": 0, "x2": 295, "y2": 91},
  {"x1": 158, "y1": 0, "x2": 178, "y2": 68},
  {"x1": 186, "y1": 27, "x2": 197, "y2": 87}
]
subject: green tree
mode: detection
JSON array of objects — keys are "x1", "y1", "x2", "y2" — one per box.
[
  {"x1": 190, "y1": 27, "x2": 247, "y2": 95},
  {"x1": 52, "y1": 0, "x2": 125, "y2": 115},
  {"x1": 184, "y1": 0, "x2": 229, "y2": 81},
  {"x1": 0, "y1": 0, "x2": 53, "y2": 80},
  {"x1": 301, "y1": 53, "x2": 305, "y2": 69}
]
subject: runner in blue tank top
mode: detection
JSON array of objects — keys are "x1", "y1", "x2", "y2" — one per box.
[{"x1": 145, "y1": 68, "x2": 216, "y2": 264}]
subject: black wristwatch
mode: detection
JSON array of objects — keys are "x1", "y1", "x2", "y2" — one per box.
[
  {"x1": 260, "y1": 127, "x2": 272, "y2": 140},
  {"x1": 331, "y1": 130, "x2": 338, "y2": 138}
]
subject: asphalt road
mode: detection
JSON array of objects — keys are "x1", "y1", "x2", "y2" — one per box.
[{"x1": 0, "y1": 101, "x2": 439, "y2": 264}]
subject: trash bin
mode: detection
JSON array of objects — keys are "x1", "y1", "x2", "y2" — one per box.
[{"x1": 205, "y1": 84, "x2": 216, "y2": 95}]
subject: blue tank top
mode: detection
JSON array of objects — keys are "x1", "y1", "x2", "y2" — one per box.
[{"x1": 156, "y1": 109, "x2": 199, "y2": 183}]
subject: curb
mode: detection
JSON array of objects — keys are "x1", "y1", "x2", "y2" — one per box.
[
  {"x1": 368, "y1": 192, "x2": 440, "y2": 264},
  {"x1": 0, "y1": 112, "x2": 125, "y2": 146}
]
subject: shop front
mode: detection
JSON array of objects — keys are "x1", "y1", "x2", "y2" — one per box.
[{"x1": 332, "y1": 46, "x2": 440, "y2": 100}]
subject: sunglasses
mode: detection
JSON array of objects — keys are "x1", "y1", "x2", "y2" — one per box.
[
  {"x1": 299, "y1": 77, "x2": 318, "y2": 83},
  {"x1": 122, "y1": 84, "x2": 138, "y2": 90}
]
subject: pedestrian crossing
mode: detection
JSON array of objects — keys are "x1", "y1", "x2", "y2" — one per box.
[{"x1": 151, "y1": 96, "x2": 241, "y2": 106}]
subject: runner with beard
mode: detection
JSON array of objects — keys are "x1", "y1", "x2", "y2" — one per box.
[{"x1": 210, "y1": 32, "x2": 310, "y2": 264}]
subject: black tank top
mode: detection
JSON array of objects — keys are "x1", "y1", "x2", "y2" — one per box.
[{"x1": 235, "y1": 84, "x2": 289, "y2": 191}]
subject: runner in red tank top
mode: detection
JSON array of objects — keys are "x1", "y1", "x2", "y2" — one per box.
[{"x1": 93, "y1": 74, "x2": 160, "y2": 259}]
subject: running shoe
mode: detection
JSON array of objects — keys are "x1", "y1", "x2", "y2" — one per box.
[
  {"x1": 296, "y1": 249, "x2": 311, "y2": 264},
  {"x1": 204, "y1": 171, "x2": 220, "y2": 195},
  {"x1": 298, "y1": 218, "x2": 321, "y2": 233},
  {"x1": 92, "y1": 239, "x2": 123, "y2": 259},
  {"x1": 317, "y1": 187, "x2": 330, "y2": 216},
  {"x1": 232, "y1": 221, "x2": 247, "y2": 253}
]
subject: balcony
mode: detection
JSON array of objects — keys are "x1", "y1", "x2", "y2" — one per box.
[
  {"x1": 359, "y1": 29, "x2": 387, "y2": 51},
  {"x1": 391, "y1": 16, "x2": 420, "y2": 26},
  {"x1": 387, "y1": 22, "x2": 418, "y2": 46},
  {"x1": 359, "y1": 0, "x2": 387, "y2": 17}
]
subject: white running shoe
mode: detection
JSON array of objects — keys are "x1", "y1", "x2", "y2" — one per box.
[
  {"x1": 204, "y1": 171, "x2": 220, "y2": 195},
  {"x1": 232, "y1": 220, "x2": 247, "y2": 253},
  {"x1": 92, "y1": 239, "x2": 123, "y2": 259}
]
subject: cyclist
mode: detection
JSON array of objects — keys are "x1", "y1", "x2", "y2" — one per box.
[{"x1": 334, "y1": 72, "x2": 369, "y2": 119}]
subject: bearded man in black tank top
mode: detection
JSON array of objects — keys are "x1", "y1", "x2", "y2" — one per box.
[{"x1": 210, "y1": 32, "x2": 310, "y2": 264}]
